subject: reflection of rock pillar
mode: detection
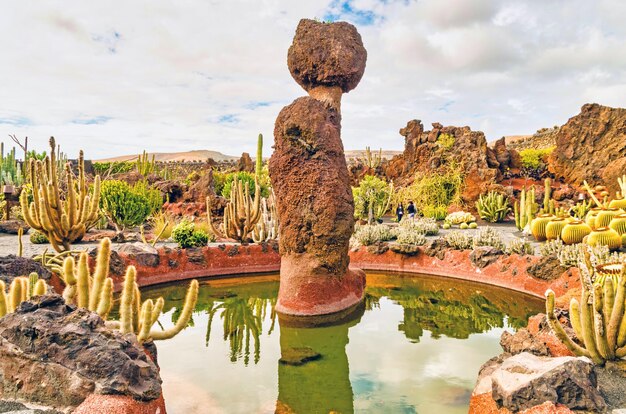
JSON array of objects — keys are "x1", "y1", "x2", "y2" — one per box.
[
  {"x1": 269, "y1": 19, "x2": 367, "y2": 317},
  {"x1": 276, "y1": 313, "x2": 362, "y2": 414}
]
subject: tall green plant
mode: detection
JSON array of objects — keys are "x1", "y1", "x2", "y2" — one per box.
[
  {"x1": 100, "y1": 180, "x2": 152, "y2": 231},
  {"x1": 353, "y1": 175, "x2": 394, "y2": 224}
]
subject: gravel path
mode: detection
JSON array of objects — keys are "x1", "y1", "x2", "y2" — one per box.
[{"x1": 0, "y1": 221, "x2": 537, "y2": 258}]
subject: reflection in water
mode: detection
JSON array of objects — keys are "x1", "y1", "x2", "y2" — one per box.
[
  {"x1": 206, "y1": 297, "x2": 277, "y2": 365},
  {"x1": 141, "y1": 273, "x2": 543, "y2": 414},
  {"x1": 276, "y1": 310, "x2": 362, "y2": 414}
]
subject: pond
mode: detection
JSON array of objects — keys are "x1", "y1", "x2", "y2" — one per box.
[{"x1": 141, "y1": 272, "x2": 544, "y2": 414}]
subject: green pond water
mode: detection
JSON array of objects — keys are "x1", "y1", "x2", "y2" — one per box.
[{"x1": 140, "y1": 272, "x2": 544, "y2": 414}]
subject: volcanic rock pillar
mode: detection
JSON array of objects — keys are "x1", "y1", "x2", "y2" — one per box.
[{"x1": 269, "y1": 19, "x2": 367, "y2": 317}]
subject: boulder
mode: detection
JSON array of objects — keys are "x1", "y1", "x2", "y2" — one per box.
[
  {"x1": 88, "y1": 247, "x2": 126, "y2": 275},
  {"x1": 0, "y1": 295, "x2": 161, "y2": 411},
  {"x1": 423, "y1": 238, "x2": 448, "y2": 260},
  {"x1": 388, "y1": 243, "x2": 420, "y2": 256},
  {"x1": 181, "y1": 169, "x2": 215, "y2": 202},
  {"x1": 0, "y1": 255, "x2": 52, "y2": 283},
  {"x1": 500, "y1": 329, "x2": 549, "y2": 356},
  {"x1": 287, "y1": 19, "x2": 367, "y2": 93},
  {"x1": 470, "y1": 246, "x2": 503, "y2": 268},
  {"x1": 0, "y1": 219, "x2": 29, "y2": 234},
  {"x1": 549, "y1": 103, "x2": 626, "y2": 193},
  {"x1": 491, "y1": 352, "x2": 606, "y2": 412},
  {"x1": 236, "y1": 152, "x2": 254, "y2": 173},
  {"x1": 116, "y1": 242, "x2": 160, "y2": 267},
  {"x1": 528, "y1": 255, "x2": 567, "y2": 281}
]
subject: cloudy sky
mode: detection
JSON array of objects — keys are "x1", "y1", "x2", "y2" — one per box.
[{"x1": 1, "y1": 0, "x2": 625, "y2": 159}]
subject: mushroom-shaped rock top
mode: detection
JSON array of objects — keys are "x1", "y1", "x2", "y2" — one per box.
[{"x1": 287, "y1": 19, "x2": 367, "y2": 94}]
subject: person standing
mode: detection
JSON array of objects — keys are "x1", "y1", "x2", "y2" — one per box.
[
  {"x1": 396, "y1": 203, "x2": 404, "y2": 222},
  {"x1": 406, "y1": 201, "x2": 416, "y2": 219}
]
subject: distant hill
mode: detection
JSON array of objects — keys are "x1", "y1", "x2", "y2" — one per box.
[
  {"x1": 95, "y1": 150, "x2": 238, "y2": 163},
  {"x1": 96, "y1": 149, "x2": 404, "y2": 163}
]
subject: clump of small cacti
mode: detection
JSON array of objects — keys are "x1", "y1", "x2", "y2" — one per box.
[
  {"x1": 444, "y1": 211, "x2": 475, "y2": 225},
  {"x1": 0, "y1": 273, "x2": 48, "y2": 317},
  {"x1": 29, "y1": 230, "x2": 48, "y2": 245},
  {"x1": 400, "y1": 217, "x2": 439, "y2": 236},
  {"x1": 395, "y1": 227, "x2": 426, "y2": 246},
  {"x1": 570, "y1": 199, "x2": 593, "y2": 220},
  {"x1": 472, "y1": 227, "x2": 505, "y2": 251},
  {"x1": 539, "y1": 238, "x2": 565, "y2": 257},
  {"x1": 545, "y1": 247, "x2": 626, "y2": 366},
  {"x1": 351, "y1": 224, "x2": 393, "y2": 247},
  {"x1": 443, "y1": 231, "x2": 473, "y2": 250},
  {"x1": 476, "y1": 191, "x2": 510, "y2": 223},
  {"x1": 506, "y1": 238, "x2": 534, "y2": 256},
  {"x1": 136, "y1": 150, "x2": 156, "y2": 176}
]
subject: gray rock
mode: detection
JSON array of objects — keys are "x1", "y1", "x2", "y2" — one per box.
[
  {"x1": 116, "y1": 242, "x2": 160, "y2": 267},
  {"x1": 0, "y1": 295, "x2": 161, "y2": 410},
  {"x1": 491, "y1": 352, "x2": 606, "y2": 412}
]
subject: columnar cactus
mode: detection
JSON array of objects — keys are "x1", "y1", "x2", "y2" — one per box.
[
  {"x1": 256, "y1": 133, "x2": 263, "y2": 177},
  {"x1": 514, "y1": 187, "x2": 538, "y2": 231},
  {"x1": 0, "y1": 273, "x2": 48, "y2": 317},
  {"x1": 61, "y1": 237, "x2": 199, "y2": 343},
  {"x1": 136, "y1": 150, "x2": 156, "y2": 176},
  {"x1": 21, "y1": 137, "x2": 101, "y2": 252},
  {"x1": 546, "y1": 249, "x2": 626, "y2": 366},
  {"x1": 360, "y1": 146, "x2": 382, "y2": 169},
  {"x1": 206, "y1": 175, "x2": 262, "y2": 242}
]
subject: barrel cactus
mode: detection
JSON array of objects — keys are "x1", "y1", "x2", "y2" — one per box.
[
  {"x1": 587, "y1": 227, "x2": 622, "y2": 251},
  {"x1": 530, "y1": 214, "x2": 554, "y2": 242},
  {"x1": 545, "y1": 217, "x2": 567, "y2": 241},
  {"x1": 561, "y1": 220, "x2": 592, "y2": 245}
]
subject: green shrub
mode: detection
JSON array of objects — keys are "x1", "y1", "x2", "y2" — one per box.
[
  {"x1": 100, "y1": 180, "x2": 153, "y2": 230},
  {"x1": 221, "y1": 171, "x2": 269, "y2": 199},
  {"x1": 353, "y1": 175, "x2": 394, "y2": 223},
  {"x1": 172, "y1": 219, "x2": 214, "y2": 248},
  {"x1": 132, "y1": 180, "x2": 163, "y2": 215},
  {"x1": 422, "y1": 205, "x2": 447, "y2": 220},
  {"x1": 437, "y1": 133, "x2": 455, "y2": 151},
  {"x1": 519, "y1": 147, "x2": 555, "y2": 170},
  {"x1": 93, "y1": 161, "x2": 135, "y2": 176},
  {"x1": 395, "y1": 168, "x2": 463, "y2": 216},
  {"x1": 29, "y1": 230, "x2": 48, "y2": 244}
]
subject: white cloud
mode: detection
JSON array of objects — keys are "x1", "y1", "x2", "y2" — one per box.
[{"x1": 0, "y1": 0, "x2": 624, "y2": 159}]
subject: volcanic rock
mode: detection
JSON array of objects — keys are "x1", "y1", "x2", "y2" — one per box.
[
  {"x1": 500, "y1": 329, "x2": 549, "y2": 356},
  {"x1": 470, "y1": 246, "x2": 503, "y2": 268},
  {"x1": 549, "y1": 103, "x2": 626, "y2": 193},
  {"x1": 269, "y1": 19, "x2": 366, "y2": 316},
  {"x1": 117, "y1": 242, "x2": 160, "y2": 267},
  {"x1": 527, "y1": 255, "x2": 567, "y2": 281},
  {"x1": 0, "y1": 219, "x2": 29, "y2": 234},
  {"x1": 237, "y1": 152, "x2": 254, "y2": 173},
  {"x1": 0, "y1": 295, "x2": 161, "y2": 410},
  {"x1": 385, "y1": 120, "x2": 505, "y2": 203},
  {"x1": 287, "y1": 19, "x2": 367, "y2": 93},
  {"x1": 0, "y1": 255, "x2": 52, "y2": 283},
  {"x1": 182, "y1": 169, "x2": 216, "y2": 202},
  {"x1": 491, "y1": 352, "x2": 605, "y2": 412}
]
